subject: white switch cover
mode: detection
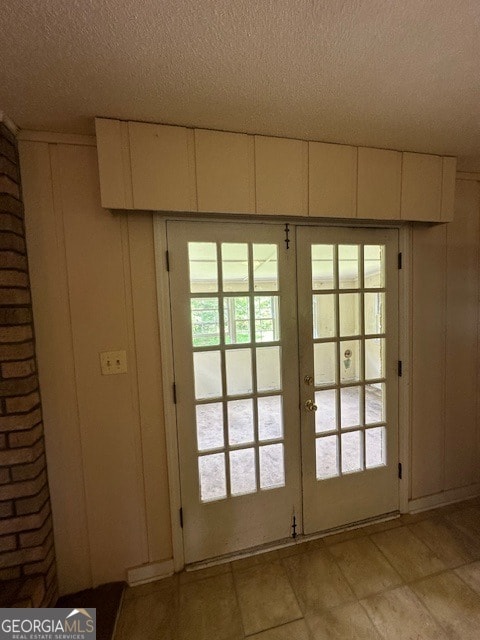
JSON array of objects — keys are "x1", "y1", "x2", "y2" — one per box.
[{"x1": 100, "y1": 350, "x2": 127, "y2": 375}]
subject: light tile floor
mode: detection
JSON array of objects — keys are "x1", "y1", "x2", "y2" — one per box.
[{"x1": 115, "y1": 497, "x2": 480, "y2": 639}]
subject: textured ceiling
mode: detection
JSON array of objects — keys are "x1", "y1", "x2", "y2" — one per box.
[{"x1": 1, "y1": 1, "x2": 480, "y2": 166}]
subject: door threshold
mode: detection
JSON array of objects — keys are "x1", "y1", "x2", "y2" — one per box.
[{"x1": 185, "y1": 510, "x2": 400, "y2": 572}]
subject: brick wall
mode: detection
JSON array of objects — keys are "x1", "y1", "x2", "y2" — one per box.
[{"x1": 0, "y1": 121, "x2": 57, "y2": 607}]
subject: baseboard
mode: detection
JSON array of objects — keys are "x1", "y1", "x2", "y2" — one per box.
[
  {"x1": 408, "y1": 483, "x2": 480, "y2": 514},
  {"x1": 126, "y1": 559, "x2": 174, "y2": 586},
  {"x1": 457, "y1": 171, "x2": 480, "y2": 181}
]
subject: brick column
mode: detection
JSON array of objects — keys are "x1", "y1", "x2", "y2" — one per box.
[{"x1": 0, "y1": 120, "x2": 57, "y2": 607}]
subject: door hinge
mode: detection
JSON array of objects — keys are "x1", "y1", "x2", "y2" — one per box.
[
  {"x1": 398, "y1": 252, "x2": 403, "y2": 270},
  {"x1": 166, "y1": 250, "x2": 170, "y2": 271},
  {"x1": 179, "y1": 507, "x2": 183, "y2": 528},
  {"x1": 398, "y1": 360, "x2": 403, "y2": 377},
  {"x1": 398, "y1": 463, "x2": 403, "y2": 480},
  {"x1": 284, "y1": 223, "x2": 290, "y2": 250},
  {"x1": 173, "y1": 382, "x2": 177, "y2": 404}
]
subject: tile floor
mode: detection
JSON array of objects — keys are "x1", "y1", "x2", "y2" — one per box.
[{"x1": 115, "y1": 497, "x2": 480, "y2": 639}]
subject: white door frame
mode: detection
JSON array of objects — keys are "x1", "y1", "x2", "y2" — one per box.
[
  {"x1": 153, "y1": 216, "x2": 412, "y2": 572},
  {"x1": 398, "y1": 224, "x2": 412, "y2": 513}
]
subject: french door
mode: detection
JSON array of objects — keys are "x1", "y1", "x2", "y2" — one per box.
[
  {"x1": 167, "y1": 220, "x2": 399, "y2": 564},
  {"x1": 297, "y1": 226, "x2": 399, "y2": 534}
]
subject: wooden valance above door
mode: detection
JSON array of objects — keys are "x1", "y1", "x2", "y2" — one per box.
[{"x1": 95, "y1": 117, "x2": 456, "y2": 223}]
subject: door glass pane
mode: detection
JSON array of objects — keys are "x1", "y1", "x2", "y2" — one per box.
[
  {"x1": 364, "y1": 292, "x2": 385, "y2": 335},
  {"x1": 230, "y1": 448, "x2": 256, "y2": 496},
  {"x1": 364, "y1": 245, "x2": 385, "y2": 288},
  {"x1": 316, "y1": 435, "x2": 339, "y2": 479},
  {"x1": 313, "y1": 294, "x2": 335, "y2": 339},
  {"x1": 339, "y1": 293, "x2": 361, "y2": 337},
  {"x1": 194, "y1": 351, "x2": 222, "y2": 399},
  {"x1": 315, "y1": 389, "x2": 337, "y2": 433},
  {"x1": 188, "y1": 242, "x2": 218, "y2": 293},
  {"x1": 340, "y1": 340, "x2": 361, "y2": 383},
  {"x1": 254, "y1": 296, "x2": 279, "y2": 342},
  {"x1": 341, "y1": 430, "x2": 362, "y2": 474},
  {"x1": 222, "y1": 243, "x2": 249, "y2": 292},
  {"x1": 196, "y1": 403, "x2": 224, "y2": 451},
  {"x1": 259, "y1": 443, "x2": 285, "y2": 489},
  {"x1": 253, "y1": 244, "x2": 278, "y2": 291},
  {"x1": 312, "y1": 245, "x2": 334, "y2": 289},
  {"x1": 191, "y1": 298, "x2": 220, "y2": 347},
  {"x1": 224, "y1": 297, "x2": 250, "y2": 345},
  {"x1": 199, "y1": 453, "x2": 226, "y2": 502},
  {"x1": 366, "y1": 383, "x2": 386, "y2": 424},
  {"x1": 341, "y1": 386, "x2": 361, "y2": 428},
  {"x1": 256, "y1": 346, "x2": 281, "y2": 391},
  {"x1": 226, "y1": 349, "x2": 252, "y2": 395},
  {"x1": 228, "y1": 399, "x2": 254, "y2": 445},
  {"x1": 366, "y1": 427, "x2": 386, "y2": 468},
  {"x1": 258, "y1": 396, "x2": 283, "y2": 441},
  {"x1": 365, "y1": 338, "x2": 385, "y2": 380},
  {"x1": 314, "y1": 342, "x2": 336, "y2": 386},
  {"x1": 179, "y1": 229, "x2": 396, "y2": 514},
  {"x1": 339, "y1": 245, "x2": 360, "y2": 289}
]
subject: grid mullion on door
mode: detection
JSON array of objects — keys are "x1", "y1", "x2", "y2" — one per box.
[
  {"x1": 313, "y1": 242, "x2": 389, "y2": 480},
  {"x1": 359, "y1": 244, "x2": 366, "y2": 471},
  {"x1": 248, "y1": 243, "x2": 261, "y2": 493},
  {"x1": 195, "y1": 241, "x2": 285, "y2": 499},
  {"x1": 333, "y1": 244, "x2": 342, "y2": 478},
  {"x1": 217, "y1": 242, "x2": 232, "y2": 499}
]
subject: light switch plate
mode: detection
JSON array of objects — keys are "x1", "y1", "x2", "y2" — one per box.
[{"x1": 100, "y1": 350, "x2": 127, "y2": 375}]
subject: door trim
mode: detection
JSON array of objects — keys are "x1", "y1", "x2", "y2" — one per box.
[
  {"x1": 398, "y1": 225, "x2": 412, "y2": 513},
  {"x1": 153, "y1": 219, "x2": 185, "y2": 571},
  {"x1": 154, "y1": 215, "x2": 412, "y2": 572}
]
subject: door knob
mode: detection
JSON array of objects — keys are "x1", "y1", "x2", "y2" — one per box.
[{"x1": 305, "y1": 399, "x2": 317, "y2": 412}]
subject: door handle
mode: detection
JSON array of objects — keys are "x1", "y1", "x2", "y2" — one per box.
[{"x1": 305, "y1": 399, "x2": 317, "y2": 412}]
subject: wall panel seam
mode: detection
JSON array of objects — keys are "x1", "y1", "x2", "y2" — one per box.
[
  {"x1": 119, "y1": 214, "x2": 150, "y2": 561},
  {"x1": 476, "y1": 183, "x2": 480, "y2": 483},
  {"x1": 441, "y1": 225, "x2": 448, "y2": 492},
  {"x1": 48, "y1": 142, "x2": 94, "y2": 587}
]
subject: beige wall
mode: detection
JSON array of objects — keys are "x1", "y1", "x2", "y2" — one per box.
[
  {"x1": 18, "y1": 137, "x2": 480, "y2": 594},
  {"x1": 411, "y1": 178, "x2": 480, "y2": 500},
  {"x1": 19, "y1": 140, "x2": 172, "y2": 595}
]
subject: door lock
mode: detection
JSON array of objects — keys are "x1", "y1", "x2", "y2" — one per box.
[
  {"x1": 305, "y1": 399, "x2": 317, "y2": 412},
  {"x1": 304, "y1": 375, "x2": 313, "y2": 385}
]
